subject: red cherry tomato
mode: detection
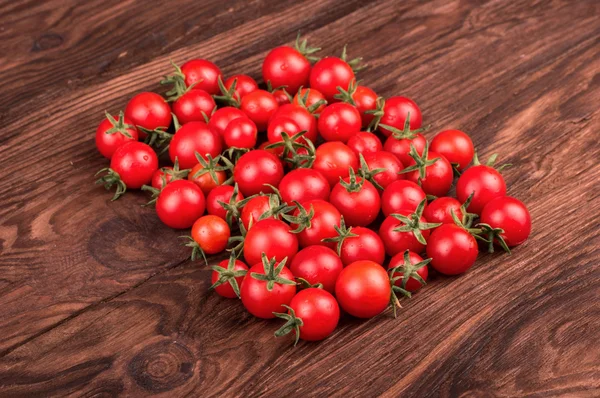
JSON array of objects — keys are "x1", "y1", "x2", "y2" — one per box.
[
  {"x1": 430, "y1": 129, "x2": 474, "y2": 171},
  {"x1": 270, "y1": 104, "x2": 318, "y2": 144},
  {"x1": 387, "y1": 250, "x2": 429, "y2": 293},
  {"x1": 208, "y1": 107, "x2": 246, "y2": 138},
  {"x1": 335, "y1": 260, "x2": 391, "y2": 318},
  {"x1": 239, "y1": 194, "x2": 285, "y2": 230},
  {"x1": 224, "y1": 74, "x2": 258, "y2": 101},
  {"x1": 262, "y1": 46, "x2": 311, "y2": 95},
  {"x1": 191, "y1": 215, "x2": 230, "y2": 255},
  {"x1": 151, "y1": 167, "x2": 173, "y2": 190},
  {"x1": 379, "y1": 206, "x2": 435, "y2": 256},
  {"x1": 480, "y1": 196, "x2": 531, "y2": 247},
  {"x1": 377, "y1": 96, "x2": 422, "y2": 137},
  {"x1": 293, "y1": 88, "x2": 327, "y2": 114},
  {"x1": 330, "y1": 175, "x2": 380, "y2": 227},
  {"x1": 309, "y1": 57, "x2": 355, "y2": 102},
  {"x1": 211, "y1": 256, "x2": 248, "y2": 299},
  {"x1": 188, "y1": 159, "x2": 228, "y2": 196},
  {"x1": 381, "y1": 180, "x2": 426, "y2": 217},
  {"x1": 172, "y1": 89, "x2": 216, "y2": 125},
  {"x1": 403, "y1": 150, "x2": 453, "y2": 197},
  {"x1": 156, "y1": 180, "x2": 205, "y2": 229},
  {"x1": 233, "y1": 150, "x2": 285, "y2": 196},
  {"x1": 272, "y1": 88, "x2": 292, "y2": 106},
  {"x1": 318, "y1": 103, "x2": 362, "y2": 143},
  {"x1": 384, "y1": 134, "x2": 427, "y2": 168},
  {"x1": 243, "y1": 218, "x2": 298, "y2": 265},
  {"x1": 287, "y1": 199, "x2": 341, "y2": 248},
  {"x1": 267, "y1": 116, "x2": 302, "y2": 152},
  {"x1": 423, "y1": 197, "x2": 464, "y2": 225},
  {"x1": 352, "y1": 85, "x2": 378, "y2": 128},
  {"x1": 330, "y1": 226, "x2": 385, "y2": 267},
  {"x1": 289, "y1": 246, "x2": 343, "y2": 293},
  {"x1": 456, "y1": 164, "x2": 506, "y2": 214},
  {"x1": 206, "y1": 185, "x2": 244, "y2": 221},
  {"x1": 108, "y1": 141, "x2": 158, "y2": 189},
  {"x1": 278, "y1": 168, "x2": 331, "y2": 204},
  {"x1": 180, "y1": 59, "x2": 222, "y2": 95},
  {"x1": 427, "y1": 224, "x2": 478, "y2": 275},
  {"x1": 124, "y1": 92, "x2": 172, "y2": 138},
  {"x1": 312, "y1": 142, "x2": 359, "y2": 187},
  {"x1": 240, "y1": 90, "x2": 279, "y2": 131},
  {"x1": 169, "y1": 122, "x2": 222, "y2": 169},
  {"x1": 347, "y1": 131, "x2": 382, "y2": 156},
  {"x1": 361, "y1": 151, "x2": 404, "y2": 190},
  {"x1": 95, "y1": 112, "x2": 139, "y2": 159},
  {"x1": 223, "y1": 117, "x2": 257, "y2": 149}
]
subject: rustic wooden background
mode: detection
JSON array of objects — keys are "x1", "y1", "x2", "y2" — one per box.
[{"x1": 0, "y1": 0, "x2": 599, "y2": 396}]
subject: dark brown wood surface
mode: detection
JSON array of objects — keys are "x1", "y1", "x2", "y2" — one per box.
[{"x1": 0, "y1": 0, "x2": 599, "y2": 396}]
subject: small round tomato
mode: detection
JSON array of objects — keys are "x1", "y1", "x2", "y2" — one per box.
[
  {"x1": 381, "y1": 180, "x2": 426, "y2": 217},
  {"x1": 278, "y1": 168, "x2": 330, "y2": 204},
  {"x1": 480, "y1": 196, "x2": 531, "y2": 247},
  {"x1": 286, "y1": 199, "x2": 341, "y2": 248},
  {"x1": 361, "y1": 151, "x2": 404, "y2": 190},
  {"x1": 423, "y1": 197, "x2": 464, "y2": 225},
  {"x1": 169, "y1": 122, "x2": 222, "y2": 169},
  {"x1": 267, "y1": 116, "x2": 302, "y2": 150},
  {"x1": 172, "y1": 89, "x2": 216, "y2": 125},
  {"x1": 318, "y1": 103, "x2": 362, "y2": 143},
  {"x1": 272, "y1": 88, "x2": 292, "y2": 106},
  {"x1": 239, "y1": 194, "x2": 286, "y2": 230},
  {"x1": 156, "y1": 180, "x2": 205, "y2": 229},
  {"x1": 233, "y1": 150, "x2": 284, "y2": 196},
  {"x1": 330, "y1": 174, "x2": 380, "y2": 227},
  {"x1": 456, "y1": 164, "x2": 507, "y2": 214},
  {"x1": 124, "y1": 92, "x2": 172, "y2": 138},
  {"x1": 377, "y1": 96, "x2": 422, "y2": 137},
  {"x1": 223, "y1": 117, "x2": 257, "y2": 149},
  {"x1": 387, "y1": 250, "x2": 429, "y2": 293},
  {"x1": 347, "y1": 131, "x2": 382, "y2": 156},
  {"x1": 334, "y1": 80, "x2": 378, "y2": 128},
  {"x1": 206, "y1": 185, "x2": 244, "y2": 221},
  {"x1": 262, "y1": 45, "x2": 311, "y2": 95},
  {"x1": 328, "y1": 224, "x2": 385, "y2": 266},
  {"x1": 211, "y1": 256, "x2": 248, "y2": 299},
  {"x1": 403, "y1": 149, "x2": 453, "y2": 197},
  {"x1": 309, "y1": 57, "x2": 355, "y2": 102},
  {"x1": 379, "y1": 204, "x2": 437, "y2": 256},
  {"x1": 224, "y1": 74, "x2": 258, "y2": 101},
  {"x1": 335, "y1": 260, "x2": 391, "y2": 318},
  {"x1": 95, "y1": 112, "x2": 139, "y2": 159},
  {"x1": 293, "y1": 88, "x2": 327, "y2": 114},
  {"x1": 430, "y1": 129, "x2": 474, "y2": 171},
  {"x1": 151, "y1": 167, "x2": 173, "y2": 190},
  {"x1": 180, "y1": 59, "x2": 222, "y2": 95},
  {"x1": 270, "y1": 104, "x2": 318, "y2": 144},
  {"x1": 188, "y1": 157, "x2": 229, "y2": 195},
  {"x1": 240, "y1": 90, "x2": 279, "y2": 131},
  {"x1": 274, "y1": 288, "x2": 340, "y2": 343},
  {"x1": 243, "y1": 218, "x2": 298, "y2": 265},
  {"x1": 384, "y1": 135, "x2": 427, "y2": 169},
  {"x1": 312, "y1": 142, "x2": 359, "y2": 187},
  {"x1": 191, "y1": 215, "x2": 230, "y2": 255},
  {"x1": 241, "y1": 255, "x2": 296, "y2": 319},
  {"x1": 427, "y1": 224, "x2": 478, "y2": 275},
  {"x1": 289, "y1": 246, "x2": 343, "y2": 293},
  {"x1": 208, "y1": 107, "x2": 246, "y2": 138}
]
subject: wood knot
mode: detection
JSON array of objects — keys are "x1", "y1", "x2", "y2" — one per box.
[
  {"x1": 31, "y1": 33, "x2": 64, "y2": 52},
  {"x1": 128, "y1": 341, "x2": 195, "y2": 393}
]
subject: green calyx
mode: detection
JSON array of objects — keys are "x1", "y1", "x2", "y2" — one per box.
[
  {"x1": 140, "y1": 158, "x2": 189, "y2": 207},
  {"x1": 181, "y1": 236, "x2": 208, "y2": 265},
  {"x1": 265, "y1": 132, "x2": 316, "y2": 169},
  {"x1": 165, "y1": 157, "x2": 191, "y2": 181},
  {"x1": 209, "y1": 250, "x2": 247, "y2": 298},
  {"x1": 266, "y1": 81, "x2": 293, "y2": 101},
  {"x1": 453, "y1": 192, "x2": 478, "y2": 229},
  {"x1": 273, "y1": 305, "x2": 304, "y2": 346},
  {"x1": 472, "y1": 151, "x2": 512, "y2": 172},
  {"x1": 141, "y1": 184, "x2": 161, "y2": 207},
  {"x1": 366, "y1": 97, "x2": 385, "y2": 132},
  {"x1": 389, "y1": 250, "x2": 431, "y2": 291},
  {"x1": 192, "y1": 153, "x2": 233, "y2": 185},
  {"x1": 379, "y1": 112, "x2": 430, "y2": 140},
  {"x1": 227, "y1": 220, "x2": 248, "y2": 257},
  {"x1": 295, "y1": 277, "x2": 323, "y2": 290},
  {"x1": 95, "y1": 168, "x2": 127, "y2": 201},
  {"x1": 217, "y1": 183, "x2": 245, "y2": 227},
  {"x1": 391, "y1": 199, "x2": 442, "y2": 245},
  {"x1": 213, "y1": 76, "x2": 241, "y2": 108},
  {"x1": 255, "y1": 189, "x2": 296, "y2": 221},
  {"x1": 251, "y1": 253, "x2": 295, "y2": 291},
  {"x1": 160, "y1": 60, "x2": 198, "y2": 102},
  {"x1": 294, "y1": 86, "x2": 327, "y2": 114},
  {"x1": 282, "y1": 201, "x2": 315, "y2": 233},
  {"x1": 340, "y1": 44, "x2": 367, "y2": 74},
  {"x1": 400, "y1": 141, "x2": 439, "y2": 184},
  {"x1": 104, "y1": 111, "x2": 135, "y2": 138},
  {"x1": 357, "y1": 153, "x2": 386, "y2": 190},
  {"x1": 141, "y1": 112, "x2": 179, "y2": 155},
  {"x1": 474, "y1": 223, "x2": 511, "y2": 254},
  {"x1": 294, "y1": 32, "x2": 321, "y2": 63},
  {"x1": 322, "y1": 216, "x2": 357, "y2": 256},
  {"x1": 222, "y1": 147, "x2": 251, "y2": 163},
  {"x1": 338, "y1": 167, "x2": 364, "y2": 193},
  {"x1": 333, "y1": 79, "x2": 358, "y2": 106}
]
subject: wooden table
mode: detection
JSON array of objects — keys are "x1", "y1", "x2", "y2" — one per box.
[{"x1": 1, "y1": 0, "x2": 599, "y2": 396}]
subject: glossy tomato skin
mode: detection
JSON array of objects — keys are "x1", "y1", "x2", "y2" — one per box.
[
  {"x1": 172, "y1": 89, "x2": 216, "y2": 125},
  {"x1": 208, "y1": 107, "x2": 246, "y2": 138},
  {"x1": 289, "y1": 246, "x2": 343, "y2": 293},
  {"x1": 244, "y1": 219, "x2": 298, "y2": 265},
  {"x1": 335, "y1": 260, "x2": 391, "y2": 318},
  {"x1": 156, "y1": 180, "x2": 205, "y2": 229},
  {"x1": 124, "y1": 92, "x2": 172, "y2": 138},
  {"x1": 206, "y1": 185, "x2": 244, "y2": 221},
  {"x1": 423, "y1": 197, "x2": 463, "y2": 225},
  {"x1": 212, "y1": 259, "x2": 248, "y2": 299},
  {"x1": 427, "y1": 224, "x2": 478, "y2": 275},
  {"x1": 272, "y1": 89, "x2": 292, "y2": 106},
  {"x1": 278, "y1": 168, "x2": 330, "y2": 204},
  {"x1": 352, "y1": 85, "x2": 378, "y2": 128},
  {"x1": 384, "y1": 133, "x2": 427, "y2": 167},
  {"x1": 313, "y1": 142, "x2": 359, "y2": 187},
  {"x1": 362, "y1": 151, "x2": 404, "y2": 190},
  {"x1": 240, "y1": 195, "x2": 273, "y2": 230},
  {"x1": 152, "y1": 167, "x2": 173, "y2": 190},
  {"x1": 330, "y1": 177, "x2": 380, "y2": 227},
  {"x1": 223, "y1": 117, "x2": 257, "y2": 149},
  {"x1": 224, "y1": 74, "x2": 258, "y2": 101},
  {"x1": 191, "y1": 215, "x2": 230, "y2": 254},
  {"x1": 338, "y1": 227, "x2": 385, "y2": 266},
  {"x1": 234, "y1": 150, "x2": 285, "y2": 196},
  {"x1": 381, "y1": 180, "x2": 427, "y2": 217},
  {"x1": 110, "y1": 141, "x2": 158, "y2": 188},
  {"x1": 241, "y1": 261, "x2": 296, "y2": 319},
  {"x1": 378, "y1": 96, "x2": 422, "y2": 137},
  {"x1": 262, "y1": 46, "x2": 310, "y2": 95},
  {"x1": 181, "y1": 59, "x2": 222, "y2": 95},
  {"x1": 310, "y1": 57, "x2": 355, "y2": 102},
  {"x1": 318, "y1": 103, "x2": 362, "y2": 143},
  {"x1": 270, "y1": 104, "x2": 318, "y2": 144},
  {"x1": 188, "y1": 163, "x2": 227, "y2": 196},
  {"x1": 267, "y1": 116, "x2": 301, "y2": 152},
  {"x1": 169, "y1": 122, "x2": 222, "y2": 169},
  {"x1": 290, "y1": 199, "x2": 342, "y2": 248},
  {"x1": 293, "y1": 88, "x2": 326, "y2": 114},
  {"x1": 404, "y1": 151, "x2": 453, "y2": 197},
  {"x1": 456, "y1": 165, "x2": 506, "y2": 214},
  {"x1": 287, "y1": 288, "x2": 340, "y2": 341},
  {"x1": 95, "y1": 114, "x2": 139, "y2": 159},
  {"x1": 379, "y1": 211, "x2": 431, "y2": 256},
  {"x1": 430, "y1": 129, "x2": 474, "y2": 171},
  {"x1": 480, "y1": 196, "x2": 531, "y2": 247},
  {"x1": 347, "y1": 131, "x2": 382, "y2": 156},
  {"x1": 388, "y1": 251, "x2": 428, "y2": 292},
  {"x1": 240, "y1": 90, "x2": 279, "y2": 131}
]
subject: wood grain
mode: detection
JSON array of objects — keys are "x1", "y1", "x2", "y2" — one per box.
[{"x1": 0, "y1": 0, "x2": 599, "y2": 396}]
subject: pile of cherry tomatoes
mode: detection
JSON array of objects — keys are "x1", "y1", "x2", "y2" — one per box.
[{"x1": 95, "y1": 35, "x2": 531, "y2": 344}]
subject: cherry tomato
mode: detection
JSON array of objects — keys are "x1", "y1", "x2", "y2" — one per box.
[
  {"x1": 181, "y1": 59, "x2": 222, "y2": 95},
  {"x1": 274, "y1": 288, "x2": 340, "y2": 343},
  {"x1": 240, "y1": 90, "x2": 279, "y2": 131},
  {"x1": 243, "y1": 218, "x2": 298, "y2": 265},
  {"x1": 188, "y1": 157, "x2": 229, "y2": 195},
  {"x1": 234, "y1": 150, "x2": 284, "y2": 196},
  {"x1": 223, "y1": 117, "x2": 257, "y2": 149},
  {"x1": 423, "y1": 197, "x2": 464, "y2": 225},
  {"x1": 172, "y1": 89, "x2": 216, "y2": 125},
  {"x1": 241, "y1": 255, "x2": 296, "y2": 319},
  {"x1": 310, "y1": 57, "x2": 355, "y2": 102},
  {"x1": 379, "y1": 204, "x2": 438, "y2": 256},
  {"x1": 381, "y1": 180, "x2": 426, "y2": 217},
  {"x1": 270, "y1": 104, "x2": 318, "y2": 144},
  {"x1": 156, "y1": 180, "x2": 205, "y2": 229},
  {"x1": 289, "y1": 246, "x2": 343, "y2": 293},
  {"x1": 293, "y1": 88, "x2": 326, "y2": 114},
  {"x1": 278, "y1": 168, "x2": 330, "y2": 204},
  {"x1": 456, "y1": 163, "x2": 506, "y2": 214},
  {"x1": 377, "y1": 96, "x2": 422, "y2": 137},
  {"x1": 330, "y1": 174, "x2": 380, "y2": 227},
  {"x1": 312, "y1": 142, "x2": 359, "y2": 187},
  {"x1": 480, "y1": 196, "x2": 531, "y2": 247},
  {"x1": 318, "y1": 103, "x2": 362, "y2": 143},
  {"x1": 347, "y1": 131, "x2": 382, "y2": 157},
  {"x1": 335, "y1": 260, "x2": 391, "y2": 318},
  {"x1": 329, "y1": 225, "x2": 385, "y2": 267},
  {"x1": 272, "y1": 88, "x2": 292, "y2": 106},
  {"x1": 426, "y1": 224, "x2": 478, "y2": 275},
  {"x1": 262, "y1": 45, "x2": 311, "y2": 95},
  {"x1": 211, "y1": 256, "x2": 248, "y2": 299},
  {"x1": 239, "y1": 194, "x2": 287, "y2": 230},
  {"x1": 286, "y1": 199, "x2": 341, "y2": 248},
  {"x1": 352, "y1": 85, "x2": 378, "y2": 128},
  {"x1": 191, "y1": 215, "x2": 230, "y2": 255},
  {"x1": 403, "y1": 149, "x2": 453, "y2": 197},
  {"x1": 384, "y1": 134, "x2": 427, "y2": 168},
  {"x1": 267, "y1": 116, "x2": 302, "y2": 151},
  {"x1": 387, "y1": 250, "x2": 429, "y2": 293},
  {"x1": 124, "y1": 92, "x2": 172, "y2": 138},
  {"x1": 95, "y1": 112, "x2": 139, "y2": 159},
  {"x1": 152, "y1": 167, "x2": 173, "y2": 190},
  {"x1": 361, "y1": 151, "x2": 404, "y2": 190},
  {"x1": 206, "y1": 185, "x2": 244, "y2": 221},
  {"x1": 208, "y1": 107, "x2": 246, "y2": 138},
  {"x1": 430, "y1": 129, "x2": 474, "y2": 171},
  {"x1": 169, "y1": 121, "x2": 222, "y2": 169},
  {"x1": 224, "y1": 74, "x2": 258, "y2": 101}
]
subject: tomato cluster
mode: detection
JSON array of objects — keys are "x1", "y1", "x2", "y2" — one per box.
[{"x1": 94, "y1": 35, "x2": 531, "y2": 345}]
